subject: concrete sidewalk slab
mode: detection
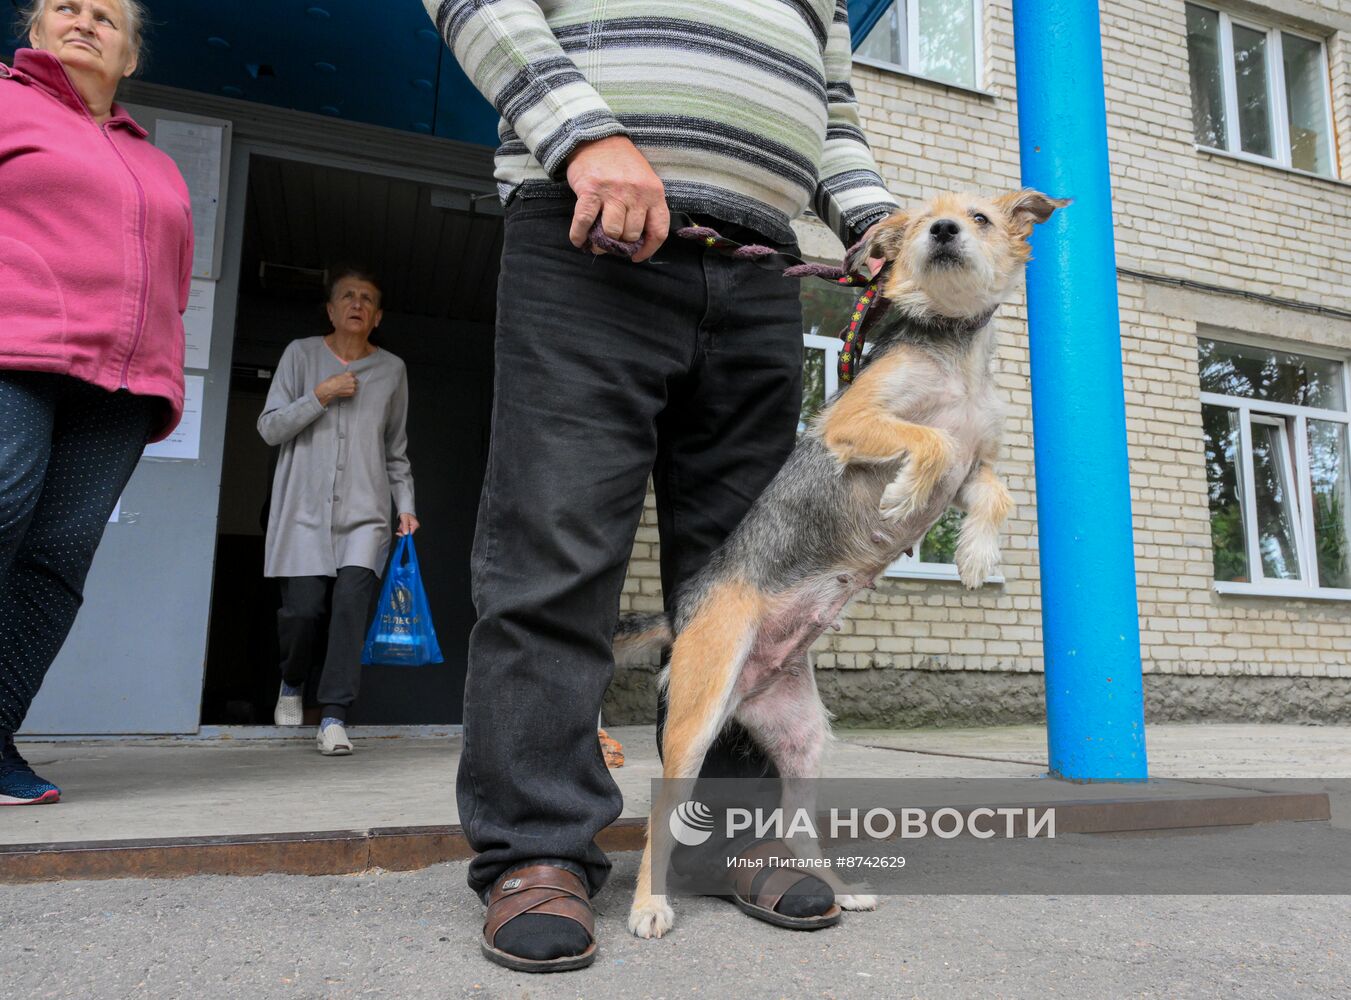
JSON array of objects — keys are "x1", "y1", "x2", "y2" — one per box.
[
  {"x1": 0, "y1": 726, "x2": 1050, "y2": 847},
  {"x1": 0, "y1": 724, "x2": 1341, "y2": 881},
  {"x1": 849, "y1": 722, "x2": 1351, "y2": 829},
  {"x1": 846, "y1": 723, "x2": 1351, "y2": 777}
]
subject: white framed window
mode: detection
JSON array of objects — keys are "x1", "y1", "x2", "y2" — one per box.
[
  {"x1": 1184, "y1": 3, "x2": 1337, "y2": 177},
  {"x1": 1199, "y1": 335, "x2": 1351, "y2": 599},
  {"x1": 854, "y1": 0, "x2": 983, "y2": 91},
  {"x1": 800, "y1": 283, "x2": 969, "y2": 581}
]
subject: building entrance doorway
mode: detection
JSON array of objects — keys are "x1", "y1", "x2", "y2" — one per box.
[{"x1": 200, "y1": 153, "x2": 501, "y2": 726}]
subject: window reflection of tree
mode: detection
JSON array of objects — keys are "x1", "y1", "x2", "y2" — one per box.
[
  {"x1": 1202, "y1": 405, "x2": 1248, "y2": 581},
  {"x1": 1201, "y1": 340, "x2": 1351, "y2": 589},
  {"x1": 858, "y1": 1, "x2": 975, "y2": 88},
  {"x1": 917, "y1": 0, "x2": 974, "y2": 87},
  {"x1": 1249, "y1": 421, "x2": 1299, "y2": 579},
  {"x1": 1232, "y1": 24, "x2": 1273, "y2": 157},
  {"x1": 1309, "y1": 421, "x2": 1351, "y2": 588},
  {"x1": 801, "y1": 283, "x2": 856, "y2": 340},
  {"x1": 798, "y1": 283, "x2": 853, "y2": 435},
  {"x1": 1185, "y1": 4, "x2": 1227, "y2": 147},
  {"x1": 1198, "y1": 340, "x2": 1339, "y2": 409},
  {"x1": 800, "y1": 349, "x2": 826, "y2": 433}
]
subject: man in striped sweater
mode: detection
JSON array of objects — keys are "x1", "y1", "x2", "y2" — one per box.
[{"x1": 426, "y1": 0, "x2": 899, "y2": 970}]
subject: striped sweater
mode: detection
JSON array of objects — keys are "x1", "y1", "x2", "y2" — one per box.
[{"x1": 425, "y1": 0, "x2": 898, "y2": 245}]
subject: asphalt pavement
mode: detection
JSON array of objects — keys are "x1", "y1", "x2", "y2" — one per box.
[{"x1": 5, "y1": 847, "x2": 1350, "y2": 999}]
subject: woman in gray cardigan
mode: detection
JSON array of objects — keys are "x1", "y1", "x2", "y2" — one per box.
[{"x1": 258, "y1": 266, "x2": 418, "y2": 756}]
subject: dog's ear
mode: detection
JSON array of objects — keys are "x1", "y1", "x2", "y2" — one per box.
[
  {"x1": 846, "y1": 211, "x2": 909, "y2": 273},
  {"x1": 995, "y1": 190, "x2": 1071, "y2": 232}
]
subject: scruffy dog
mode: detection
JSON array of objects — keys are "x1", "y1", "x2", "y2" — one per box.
[{"x1": 623, "y1": 189, "x2": 1068, "y2": 939}]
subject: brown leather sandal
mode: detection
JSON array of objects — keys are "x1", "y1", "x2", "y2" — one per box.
[
  {"x1": 726, "y1": 840, "x2": 842, "y2": 930},
  {"x1": 481, "y1": 864, "x2": 598, "y2": 972}
]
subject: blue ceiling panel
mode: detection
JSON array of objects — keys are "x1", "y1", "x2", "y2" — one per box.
[
  {"x1": 3, "y1": 1, "x2": 26, "y2": 50},
  {"x1": 4, "y1": 1, "x2": 497, "y2": 146},
  {"x1": 434, "y1": 53, "x2": 500, "y2": 148}
]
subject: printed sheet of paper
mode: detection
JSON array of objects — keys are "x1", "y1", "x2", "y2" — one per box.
[
  {"x1": 155, "y1": 120, "x2": 224, "y2": 278},
  {"x1": 183, "y1": 279, "x2": 216, "y2": 370},
  {"x1": 144, "y1": 374, "x2": 204, "y2": 461}
]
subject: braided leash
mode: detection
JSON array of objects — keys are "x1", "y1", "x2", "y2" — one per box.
[
  {"x1": 583, "y1": 221, "x2": 886, "y2": 385},
  {"x1": 583, "y1": 223, "x2": 644, "y2": 258},
  {"x1": 837, "y1": 281, "x2": 884, "y2": 384}
]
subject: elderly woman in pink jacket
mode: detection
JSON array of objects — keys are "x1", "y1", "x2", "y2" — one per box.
[{"x1": 0, "y1": 0, "x2": 191, "y2": 805}]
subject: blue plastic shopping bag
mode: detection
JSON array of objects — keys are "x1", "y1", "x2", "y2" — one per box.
[{"x1": 361, "y1": 535, "x2": 444, "y2": 666}]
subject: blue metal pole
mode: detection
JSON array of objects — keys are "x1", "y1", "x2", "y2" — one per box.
[{"x1": 1012, "y1": 0, "x2": 1148, "y2": 781}]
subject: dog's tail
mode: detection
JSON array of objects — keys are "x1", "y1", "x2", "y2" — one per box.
[{"x1": 613, "y1": 612, "x2": 674, "y2": 664}]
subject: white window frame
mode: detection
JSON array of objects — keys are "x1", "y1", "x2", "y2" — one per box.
[
  {"x1": 800, "y1": 331, "x2": 990, "y2": 583},
  {"x1": 1201, "y1": 337, "x2": 1351, "y2": 600},
  {"x1": 853, "y1": 0, "x2": 985, "y2": 92},
  {"x1": 1188, "y1": 5, "x2": 1338, "y2": 178}
]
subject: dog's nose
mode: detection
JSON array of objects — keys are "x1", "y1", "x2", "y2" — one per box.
[{"x1": 930, "y1": 219, "x2": 960, "y2": 243}]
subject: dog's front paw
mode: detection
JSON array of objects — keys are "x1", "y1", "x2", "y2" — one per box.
[
  {"x1": 880, "y1": 474, "x2": 921, "y2": 521},
  {"x1": 880, "y1": 472, "x2": 934, "y2": 524},
  {"x1": 837, "y1": 893, "x2": 879, "y2": 911},
  {"x1": 879, "y1": 431, "x2": 956, "y2": 520},
  {"x1": 628, "y1": 896, "x2": 675, "y2": 939},
  {"x1": 955, "y1": 531, "x2": 1000, "y2": 589}
]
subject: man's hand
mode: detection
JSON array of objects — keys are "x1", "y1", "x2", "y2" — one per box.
[
  {"x1": 565, "y1": 136, "x2": 669, "y2": 263},
  {"x1": 863, "y1": 224, "x2": 886, "y2": 278},
  {"x1": 397, "y1": 513, "x2": 420, "y2": 536},
  {"x1": 315, "y1": 373, "x2": 358, "y2": 407},
  {"x1": 856, "y1": 222, "x2": 888, "y2": 278}
]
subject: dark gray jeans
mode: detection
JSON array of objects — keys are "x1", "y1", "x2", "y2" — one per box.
[
  {"x1": 460, "y1": 197, "x2": 803, "y2": 899},
  {"x1": 277, "y1": 566, "x2": 380, "y2": 722}
]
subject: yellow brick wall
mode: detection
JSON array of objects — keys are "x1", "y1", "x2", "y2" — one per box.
[{"x1": 622, "y1": 0, "x2": 1351, "y2": 684}]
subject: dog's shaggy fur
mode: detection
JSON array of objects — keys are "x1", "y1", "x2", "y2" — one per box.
[{"x1": 623, "y1": 189, "x2": 1068, "y2": 939}]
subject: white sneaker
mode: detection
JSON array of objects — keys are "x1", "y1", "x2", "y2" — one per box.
[
  {"x1": 316, "y1": 721, "x2": 354, "y2": 756},
  {"x1": 274, "y1": 683, "x2": 303, "y2": 727}
]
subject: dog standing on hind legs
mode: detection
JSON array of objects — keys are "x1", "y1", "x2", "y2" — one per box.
[{"x1": 622, "y1": 189, "x2": 1069, "y2": 939}]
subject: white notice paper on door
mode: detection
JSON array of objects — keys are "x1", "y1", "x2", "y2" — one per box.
[
  {"x1": 144, "y1": 374, "x2": 204, "y2": 461},
  {"x1": 155, "y1": 119, "x2": 223, "y2": 278},
  {"x1": 183, "y1": 279, "x2": 215, "y2": 370}
]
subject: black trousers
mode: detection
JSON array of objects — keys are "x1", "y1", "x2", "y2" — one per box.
[
  {"x1": 0, "y1": 371, "x2": 156, "y2": 735},
  {"x1": 459, "y1": 197, "x2": 803, "y2": 898},
  {"x1": 277, "y1": 566, "x2": 380, "y2": 722}
]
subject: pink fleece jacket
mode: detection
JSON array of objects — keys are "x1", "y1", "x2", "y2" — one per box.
[{"x1": 0, "y1": 49, "x2": 192, "y2": 441}]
